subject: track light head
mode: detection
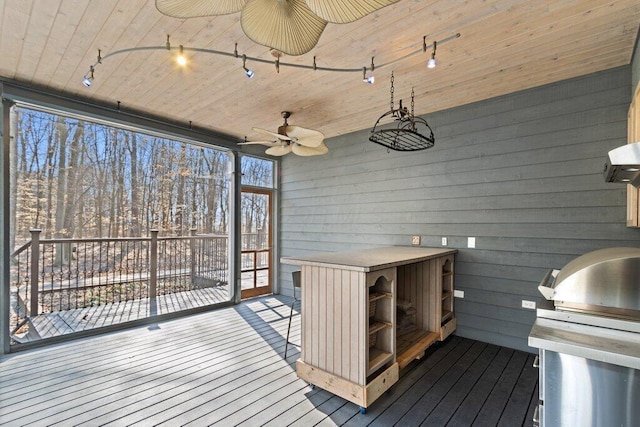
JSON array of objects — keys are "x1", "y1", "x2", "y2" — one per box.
[
  {"x1": 176, "y1": 45, "x2": 187, "y2": 66},
  {"x1": 242, "y1": 54, "x2": 254, "y2": 78},
  {"x1": 362, "y1": 67, "x2": 374, "y2": 84},
  {"x1": 427, "y1": 40, "x2": 437, "y2": 69},
  {"x1": 82, "y1": 66, "x2": 95, "y2": 87}
]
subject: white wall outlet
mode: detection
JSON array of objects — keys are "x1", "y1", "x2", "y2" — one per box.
[
  {"x1": 441, "y1": 237, "x2": 448, "y2": 246},
  {"x1": 412, "y1": 235, "x2": 421, "y2": 246},
  {"x1": 454, "y1": 289, "x2": 464, "y2": 298},
  {"x1": 468, "y1": 237, "x2": 476, "y2": 248},
  {"x1": 522, "y1": 300, "x2": 536, "y2": 310}
]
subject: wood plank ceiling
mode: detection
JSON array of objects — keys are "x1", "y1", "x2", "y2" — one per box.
[{"x1": 1, "y1": 0, "x2": 639, "y2": 144}]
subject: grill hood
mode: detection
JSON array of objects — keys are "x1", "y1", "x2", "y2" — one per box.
[
  {"x1": 538, "y1": 247, "x2": 640, "y2": 320},
  {"x1": 603, "y1": 142, "x2": 640, "y2": 186}
]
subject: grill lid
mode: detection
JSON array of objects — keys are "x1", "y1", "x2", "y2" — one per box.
[{"x1": 538, "y1": 247, "x2": 640, "y2": 320}]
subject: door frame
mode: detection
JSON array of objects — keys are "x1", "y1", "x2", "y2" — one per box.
[{"x1": 240, "y1": 187, "x2": 273, "y2": 299}]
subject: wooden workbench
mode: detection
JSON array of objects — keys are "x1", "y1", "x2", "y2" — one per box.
[{"x1": 281, "y1": 246, "x2": 457, "y2": 410}]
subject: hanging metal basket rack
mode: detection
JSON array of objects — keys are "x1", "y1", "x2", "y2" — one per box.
[{"x1": 369, "y1": 73, "x2": 435, "y2": 152}]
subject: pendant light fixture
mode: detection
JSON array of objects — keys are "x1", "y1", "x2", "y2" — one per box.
[{"x1": 369, "y1": 72, "x2": 435, "y2": 152}]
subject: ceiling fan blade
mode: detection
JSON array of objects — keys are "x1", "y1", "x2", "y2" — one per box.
[
  {"x1": 241, "y1": 0, "x2": 327, "y2": 56},
  {"x1": 238, "y1": 140, "x2": 279, "y2": 147},
  {"x1": 252, "y1": 127, "x2": 292, "y2": 141},
  {"x1": 304, "y1": 0, "x2": 400, "y2": 23},
  {"x1": 292, "y1": 141, "x2": 329, "y2": 156},
  {"x1": 156, "y1": 0, "x2": 246, "y2": 17},
  {"x1": 285, "y1": 125, "x2": 324, "y2": 147},
  {"x1": 266, "y1": 145, "x2": 293, "y2": 156}
]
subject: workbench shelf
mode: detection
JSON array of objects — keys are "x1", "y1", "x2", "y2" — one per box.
[{"x1": 368, "y1": 276, "x2": 394, "y2": 375}]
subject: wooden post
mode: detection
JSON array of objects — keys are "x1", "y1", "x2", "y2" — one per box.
[
  {"x1": 29, "y1": 229, "x2": 41, "y2": 317},
  {"x1": 149, "y1": 230, "x2": 158, "y2": 300}
]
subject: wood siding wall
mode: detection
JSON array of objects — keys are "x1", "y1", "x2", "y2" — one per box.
[{"x1": 279, "y1": 66, "x2": 640, "y2": 352}]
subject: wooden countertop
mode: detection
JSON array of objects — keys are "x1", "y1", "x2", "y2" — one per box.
[{"x1": 281, "y1": 246, "x2": 457, "y2": 272}]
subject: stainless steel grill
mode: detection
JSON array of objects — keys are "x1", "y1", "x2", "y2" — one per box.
[
  {"x1": 537, "y1": 247, "x2": 640, "y2": 320},
  {"x1": 528, "y1": 247, "x2": 640, "y2": 427}
]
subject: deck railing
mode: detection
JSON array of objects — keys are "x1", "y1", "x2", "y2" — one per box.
[{"x1": 9, "y1": 229, "x2": 229, "y2": 333}]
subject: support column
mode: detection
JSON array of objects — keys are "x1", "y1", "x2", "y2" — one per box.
[{"x1": 1, "y1": 94, "x2": 13, "y2": 354}]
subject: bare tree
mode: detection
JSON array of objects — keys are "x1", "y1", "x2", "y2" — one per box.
[
  {"x1": 11, "y1": 106, "x2": 249, "y2": 244},
  {"x1": 127, "y1": 132, "x2": 141, "y2": 237}
]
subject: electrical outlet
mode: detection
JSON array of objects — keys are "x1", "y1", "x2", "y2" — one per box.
[
  {"x1": 454, "y1": 289, "x2": 464, "y2": 298},
  {"x1": 468, "y1": 237, "x2": 476, "y2": 248},
  {"x1": 441, "y1": 237, "x2": 448, "y2": 246},
  {"x1": 522, "y1": 300, "x2": 536, "y2": 310},
  {"x1": 412, "y1": 235, "x2": 421, "y2": 246}
]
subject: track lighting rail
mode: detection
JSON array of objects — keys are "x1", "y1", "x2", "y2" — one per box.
[{"x1": 82, "y1": 33, "x2": 460, "y2": 86}]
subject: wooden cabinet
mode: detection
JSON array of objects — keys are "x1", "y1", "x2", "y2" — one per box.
[
  {"x1": 282, "y1": 246, "x2": 456, "y2": 410},
  {"x1": 627, "y1": 84, "x2": 640, "y2": 227}
]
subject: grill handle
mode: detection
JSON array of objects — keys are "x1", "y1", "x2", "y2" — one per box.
[{"x1": 538, "y1": 268, "x2": 560, "y2": 300}]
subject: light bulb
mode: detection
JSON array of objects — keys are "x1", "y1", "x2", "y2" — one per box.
[
  {"x1": 244, "y1": 67, "x2": 254, "y2": 78},
  {"x1": 363, "y1": 75, "x2": 375, "y2": 84},
  {"x1": 427, "y1": 40, "x2": 437, "y2": 69},
  {"x1": 176, "y1": 45, "x2": 186, "y2": 66}
]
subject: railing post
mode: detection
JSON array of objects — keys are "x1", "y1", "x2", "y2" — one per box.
[
  {"x1": 190, "y1": 228, "x2": 197, "y2": 287},
  {"x1": 253, "y1": 250, "x2": 258, "y2": 289},
  {"x1": 150, "y1": 230, "x2": 158, "y2": 300},
  {"x1": 29, "y1": 229, "x2": 41, "y2": 317}
]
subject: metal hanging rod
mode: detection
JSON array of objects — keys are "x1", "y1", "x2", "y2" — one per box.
[{"x1": 83, "y1": 32, "x2": 460, "y2": 85}]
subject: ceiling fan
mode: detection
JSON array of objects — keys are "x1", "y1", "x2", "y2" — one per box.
[
  {"x1": 156, "y1": 0, "x2": 400, "y2": 56},
  {"x1": 240, "y1": 111, "x2": 328, "y2": 157}
]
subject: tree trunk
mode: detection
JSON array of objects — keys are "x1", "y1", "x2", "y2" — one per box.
[
  {"x1": 62, "y1": 122, "x2": 82, "y2": 239},
  {"x1": 54, "y1": 116, "x2": 69, "y2": 265},
  {"x1": 176, "y1": 143, "x2": 186, "y2": 235},
  {"x1": 128, "y1": 133, "x2": 141, "y2": 237},
  {"x1": 44, "y1": 119, "x2": 58, "y2": 239}
]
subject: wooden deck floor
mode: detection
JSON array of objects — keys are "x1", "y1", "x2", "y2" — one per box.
[
  {"x1": 14, "y1": 285, "x2": 231, "y2": 343},
  {"x1": 0, "y1": 295, "x2": 538, "y2": 426}
]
